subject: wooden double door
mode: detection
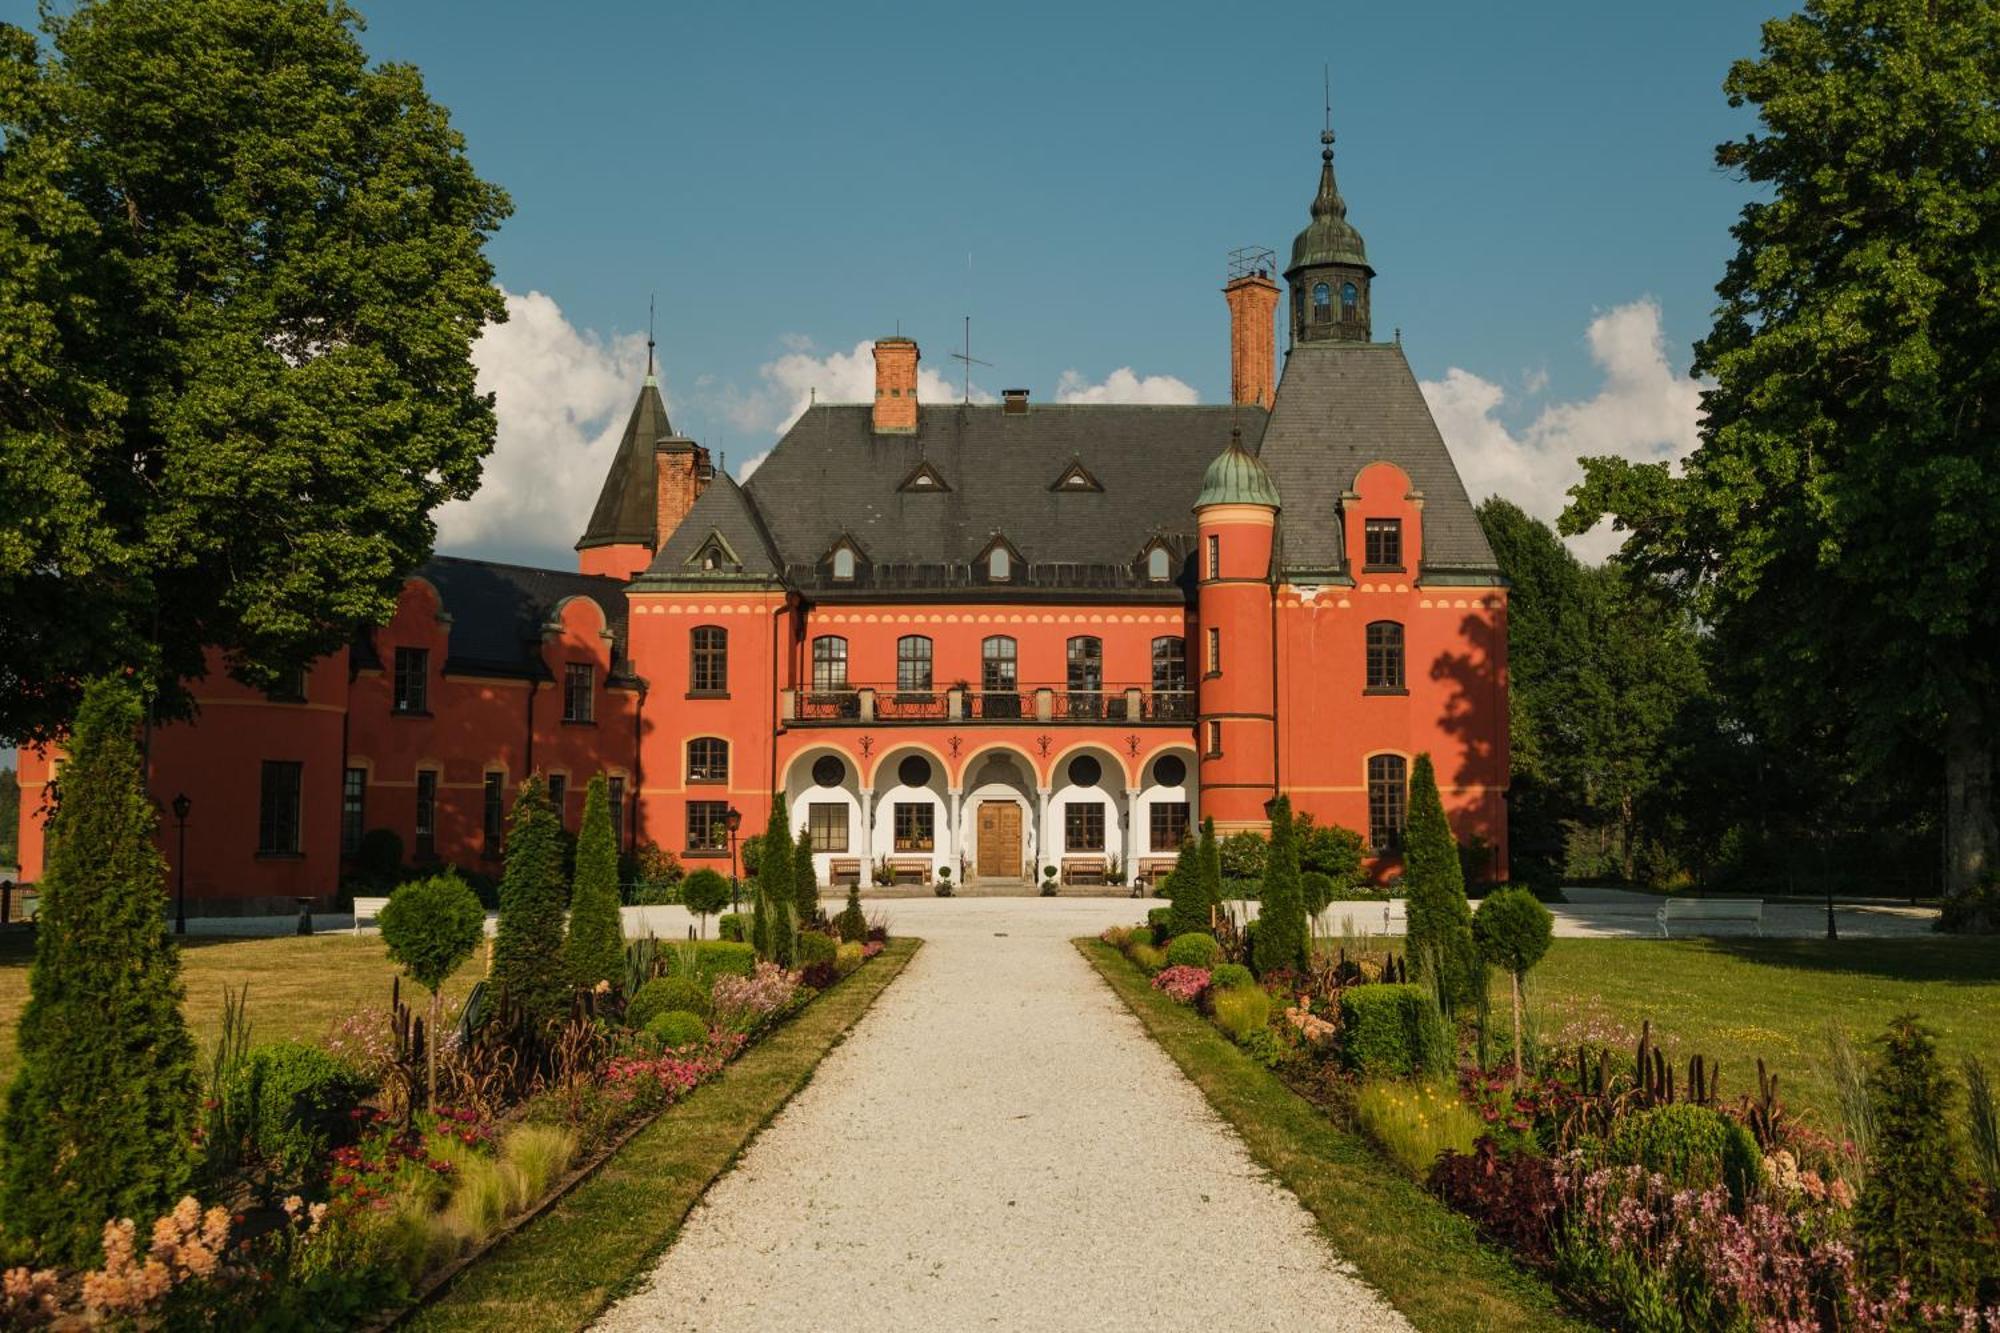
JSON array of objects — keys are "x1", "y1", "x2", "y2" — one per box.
[{"x1": 975, "y1": 801, "x2": 1024, "y2": 878}]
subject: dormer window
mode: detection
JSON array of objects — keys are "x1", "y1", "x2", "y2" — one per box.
[
  {"x1": 1312, "y1": 282, "x2": 1332, "y2": 323},
  {"x1": 1049, "y1": 458, "x2": 1103, "y2": 493},
  {"x1": 989, "y1": 547, "x2": 1011, "y2": 581},
  {"x1": 1146, "y1": 546, "x2": 1171, "y2": 582},
  {"x1": 832, "y1": 547, "x2": 856, "y2": 581},
  {"x1": 1364, "y1": 518, "x2": 1403, "y2": 570}
]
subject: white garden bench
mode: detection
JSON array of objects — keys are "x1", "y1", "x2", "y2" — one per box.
[
  {"x1": 351, "y1": 895, "x2": 390, "y2": 934},
  {"x1": 1656, "y1": 897, "x2": 1762, "y2": 938}
]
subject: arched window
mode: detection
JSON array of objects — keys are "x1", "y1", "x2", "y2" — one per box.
[
  {"x1": 687, "y1": 737, "x2": 729, "y2": 783},
  {"x1": 896, "y1": 635, "x2": 933, "y2": 693},
  {"x1": 690, "y1": 626, "x2": 727, "y2": 693},
  {"x1": 812, "y1": 636, "x2": 848, "y2": 691},
  {"x1": 988, "y1": 546, "x2": 1011, "y2": 581},
  {"x1": 1146, "y1": 546, "x2": 1171, "y2": 581},
  {"x1": 831, "y1": 547, "x2": 856, "y2": 581},
  {"x1": 1151, "y1": 636, "x2": 1186, "y2": 695},
  {"x1": 1066, "y1": 635, "x2": 1103, "y2": 718},
  {"x1": 981, "y1": 635, "x2": 1019, "y2": 718},
  {"x1": 1312, "y1": 282, "x2": 1332, "y2": 323},
  {"x1": 1341, "y1": 281, "x2": 1359, "y2": 320},
  {"x1": 1366, "y1": 621, "x2": 1405, "y2": 691},
  {"x1": 1367, "y1": 754, "x2": 1408, "y2": 850}
]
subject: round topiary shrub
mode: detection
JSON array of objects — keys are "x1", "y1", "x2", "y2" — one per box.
[
  {"x1": 1165, "y1": 932, "x2": 1222, "y2": 969},
  {"x1": 645, "y1": 1010, "x2": 710, "y2": 1051},
  {"x1": 1608, "y1": 1103, "x2": 1761, "y2": 1205},
  {"x1": 629, "y1": 975, "x2": 709, "y2": 1029},
  {"x1": 222, "y1": 1041, "x2": 376, "y2": 1187},
  {"x1": 1210, "y1": 962, "x2": 1255, "y2": 992}
]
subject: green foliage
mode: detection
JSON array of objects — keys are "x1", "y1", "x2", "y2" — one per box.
[
  {"x1": 1294, "y1": 812, "x2": 1365, "y2": 883},
  {"x1": 564, "y1": 775, "x2": 625, "y2": 989},
  {"x1": 663, "y1": 941, "x2": 756, "y2": 981},
  {"x1": 835, "y1": 884, "x2": 867, "y2": 943},
  {"x1": 1252, "y1": 797, "x2": 1308, "y2": 977},
  {"x1": 644, "y1": 1011, "x2": 709, "y2": 1051},
  {"x1": 0, "y1": 678, "x2": 197, "y2": 1265},
  {"x1": 1163, "y1": 836, "x2": 1206, "y2": 936},
  {"x1": 1211, "y1": 986, "x2": 1272, "y2": 1043},
  {"x1": 0, "y1": 0, "x2": 510, "y2": 744},
  {"x1": 1218, "y1": 830, "x2": 1267, "y2": 879},
  {"x1": 1607, "y1": 1104, "x2": 1761, "y2": 1207},
  {"x1": 1471, "y1": 888, "x2": 1553, "y2": 979},
  {"x1": 221, "y1": 1041, "x2": 373, "y2": 1191},
  {"x1": 621, "y1": 842, "x2": 684, "y2": 905},
  {"x1": 1128, "y1": 942, "x2": 1167, "y2": 974},
  {"x1": 0, "y1": 766, "x2": 16, "y2": 866},
  {"x1": 1402, "y1": 755, "x2": 1479, "y2": 1013},
  {"x1": 1144, "y1": 906, "x2": 1172, "y2": 942},
  {"x1": 1197, "y1": 817, "x2": 1223, "y2": 919},
  {"x1": 790, "y1": 835, "x2": 819, "y2": 931},
  {"x1": 755, "y1": 798, "x2": 795, "y2": 966},
  {"x1": 1301, "y1": 871, "x2": 1335, "y2": 919},
  {"x1": 378, "y1": 871, "x2": 484, "y2": 995},
  {"x1": 681, "y1": 871, "x2": 732, "y2": 936},
  {"x1": 1855, "y1": 1015, "x2": 1986, "y2": 1306},
  {"x1": 490, "y1": 778, "x2": 571, "y2": 1033},
  {"x1": 1209, "y1": 963, "x2": 1255, "y2": 992},
  {"x1": 1355, "y1": 1079, "x2": 1483, "y2": 1178},
  {"x1": 628, "y1": 975, "x2": 709, "y2": 1027},
  {"x1": 1338, "y1": 984, "x2": 1453, "y2": 1078},
  {"x1": 715, "y1": 911, "x2": 750, "y2": 943},
  {"x1": 1165, "y1": 932, "x2": 1221, "y2": 970},
  {"x1": 797, "y1": 931, "x2": 836, "y2": 968}
]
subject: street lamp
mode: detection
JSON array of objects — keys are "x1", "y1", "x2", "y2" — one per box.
[
  {"x1": 1825, "y1": 883, "x2": 1839, "y2": 942},
  {"x1": 170, "y1": 793, "x2": 192, "y2": 936},
  {"x1": 725, "y1": 806, "x2": 744, "y2": 912}
]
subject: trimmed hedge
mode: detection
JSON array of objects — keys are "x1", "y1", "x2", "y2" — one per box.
[
  {"x1": 1609, "y1": 1103, "x2": 1761, "y2": 1206},
  {"x1": 645, "y1": 1010, "x2": 710, "y2": 1051},
  {"x1": 717, "y1": 912, "x2": 750, "y2": 943},
  {"x1": 628, "y1": 975, "x2": 709, "y2": 1027},
  {"x1": 1165, "y1": 932, "x2": 1222, "y2": 969},
  {"x1": 1210, "y1": 962, "x2": 1255, "y2": 991},
  {"x1": 222, "y1": 1041, "x2": 375, "y2": 1188},
  {"x1": 1338, "y1": 984, "x2": 1453, "y2": 1077}
]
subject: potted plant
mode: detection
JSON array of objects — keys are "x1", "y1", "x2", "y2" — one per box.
[
  {"x1": 935, "y1": 865, "x2": 954, "y2": 898},
  {"x1": 872, "y1": 857, "x2": 893, "y2": 887},
  {"x1": 1040, "y1": 864, "x2": 1059, "y2": 897}
]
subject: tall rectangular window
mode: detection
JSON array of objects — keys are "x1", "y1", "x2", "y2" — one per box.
[
  {"x1": 690, "y1": 626, "x2": 728, "y2": 693},
  {"x1": 1368, "y1": 754, "x2": 1409, "y2": 851},
  {"x1": 1066, "y1": 636, "x2": 1102, "y2": 718},
  {"x1": 1206, "y1": 534, "x2": 1220, "y2": 579},
  {"x1": 892, "y1": 802, "x2": 934, "y2": 852},
  {"x1": 1207, "y1": 627, "x2": 1222, "y2": 676},
  {"x1": 808, "y1": 802, "x2": 849, "y2": 853},
  {"x1": 1151, "y1": 636, "x2": 1186, "y2": 694},
  {"x1": 482, "y1": 772, "x2": 504, "y2": 859},
  {"x1": 414, "y1": 769, "x2": 437, "y2": 859},
  {"x1": 1150, "y1": 801, "x2": 1190, "y2": 852},
  {"x1": 1364, "y1": 518, "x2": 1403, "y2": 570},
  {"x1": 687, "y1": 738, "x2": 729, "y2": 783},
  {"x1": 547, "y1": 774, "x2": 568, "y2": 827},
  {"x1": 1366, "y1": 621, "x2": 1406, "y2": 691},
  {"x1": 1064, "y1": 802, "x2": 1106, "y2": 852},
  {"x1": 341, "y1": 767, "x2": 366, "y2": 856},
  {"x1": 896, "y1": 635, "x2": 933, "y2": 693},
  {"x1": 392, "y1": 647, "x2": 428, "y2": 714},
  {"x1": 812, "y1": 636, "x2": 849, "y2": 691},
  {"x1": 563, "y1": 662, "x2": 595, "y2": 722},
  {"x1": 258, "y1": 761, "x2": 302, "y2": 855},
  {"x1": 1206, "y1": 720, "x2": 1223, "y2": 756},
  {"x1": 609, "y1": 776, "x2": 626, "y2": 848},
  {"x1": 686, "y1": 800, "x2": 729, "y2": 854}
]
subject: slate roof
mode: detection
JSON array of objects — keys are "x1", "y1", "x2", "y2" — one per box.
[
  {"x1": 408, "y1": 556, "x2": 631, "y2": 679},
  {"x1": 713, "y1": 403, "x2": 1268, "y2": 575},
  {"x1": 577, "y1": 380, "x2": 677, "y2": 551},
  {"x1": 647, "y1": 472, "x2": 785, "y2": 586},
  {"x1": 1256, "y1": 341, "x2": 1499, "y2": 577}
]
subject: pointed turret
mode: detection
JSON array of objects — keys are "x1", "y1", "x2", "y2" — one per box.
[
  {"x1": 1285, "y1": 128, "x2": 1375, "y2": 345},
  {"x1": 576, "y1": 336, "x2": 714, "y2": 580}
]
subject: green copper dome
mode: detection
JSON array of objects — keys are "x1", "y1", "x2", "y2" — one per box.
[
  {"x1": 1288, "y1": 141, "x2": 1371, "y2": 274},
  {"x1": 1195, "y1": 433, "x2": 1280, "y2": 509}
]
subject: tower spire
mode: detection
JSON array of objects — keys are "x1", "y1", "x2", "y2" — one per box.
[{"x1": 645, "y1": 294, "x2": 657, "y2": 386}]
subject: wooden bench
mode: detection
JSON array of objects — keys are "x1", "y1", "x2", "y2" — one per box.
[
  {"x1": 1656, "y1": 898, "x2": 1763, "y2": 938},
  {"x1": 1061, "y1": 857, "x2": 1107, "y2": 886},
  {"x1": 1135, "y1": 858, "x2": 1178, "y2": 890},
  {"x1": 887, "y1": 856, "x2": 932, "y2": 886},
  {"x1": 826, "y1": 858, "x2": 862, "y2": 888},
  {"x1": 351, "y1": 895, "x2": 390, "y2": 934}
]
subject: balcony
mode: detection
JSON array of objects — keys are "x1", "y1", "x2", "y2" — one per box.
[{"x1": 783, "y1": 684, "x2": 1195, "y2": 726}]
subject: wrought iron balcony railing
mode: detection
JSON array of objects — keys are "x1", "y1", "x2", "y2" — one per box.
[{"x1": 782, "y1": 685, "x2": 1195, "y2": 727}]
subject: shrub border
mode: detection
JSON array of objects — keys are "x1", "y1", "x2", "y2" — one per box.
[
  {"x1": 396, "y1": 939, "x2": 919, "y2": 1331},
  {"x1": 1080, "y1": 940, "x2": 1583, "y2": 1333}
]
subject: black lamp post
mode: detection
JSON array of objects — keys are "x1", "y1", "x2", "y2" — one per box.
[
  {"x1": 1825, "y1": 884, "x2": 1839, "y2": 941},
  {"x1": 170, "y1": 792, "x2": 192, "y2": 935},
  {"x1": 725, "y1": 806, "x2": 744, "y2": 912}
]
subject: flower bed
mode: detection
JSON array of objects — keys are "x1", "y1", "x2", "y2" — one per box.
[{"x1": 1100, "y1": 924, "x2": 2000, "y2": 1329}]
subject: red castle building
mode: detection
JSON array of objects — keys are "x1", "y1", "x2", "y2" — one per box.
[{"x1": 13, "y1": 136, "x2": 1509, "y2": 911}]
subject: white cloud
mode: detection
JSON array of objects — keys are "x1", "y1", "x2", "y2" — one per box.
[
  {"x1": 712, "y1": 337, "x2": 987, "y2": 456},
  {"x1": 432, "y1": 290, "x2": 649, "y2": 566},
  {"x1": 1053, "y1": 367, "x2": 1200, "y2": 405},
  {"x1": 1420, "y1": 299, "x2": 1705, "y2": 561}
]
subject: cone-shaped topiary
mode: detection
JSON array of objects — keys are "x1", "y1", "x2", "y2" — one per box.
[
  {"x1": 1164, "y1": 836, "x2": 1205, "y2": 936},
  {"x1": 1403, "y1": 754, "x2": 1479, "y2": 1014},
  {"x1": 836, "y1": 881, "x2": 867, "y2": 943},
  {"x1": 0, "y1": 678, "x2": 197, "y2": 1265},
  {"x1": 491, "y1": 777, "x2": 571, "y2": 1033},
  {"x1": 1254, "y1": 797, "x2": 1309, "y2": 977},
  {"x1": 1197, "y1": 816, "x2": 1222, "y2": 924},
  {"x1": 755, "y1": 797, "x2": 795, "y2": 965},
  {"x1": 792, "y1": 835, "x2": 819, "y2": 931},
  {"x1": 564, "y1": 774, "x2": 625, "y2": 990}
]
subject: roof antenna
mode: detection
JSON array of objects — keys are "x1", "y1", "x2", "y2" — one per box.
[
  {"x1": 1323, "y1": 63, "x2": 1332, "y2": 141},
  {"x1": 645, "y1": 293, "x2": 657, "y2": 384},
  {"x1": 950, "y1": 314, "x2": 991, "y2": 405}
]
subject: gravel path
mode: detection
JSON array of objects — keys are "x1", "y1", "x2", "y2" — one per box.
[{"x1": 593, "y1": 900, "x2": 1408, "y2": 1332}]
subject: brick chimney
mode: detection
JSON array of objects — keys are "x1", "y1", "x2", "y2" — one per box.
[
  {"x1": 872, "y1": 336, "x2": 919, "y2": 434},
  {"x1": 1223, "y1": 272, "x2": 1281, "y2": 410},
  {"x1": 653, "y1": 438, "x2": 713, "y2": 548}
]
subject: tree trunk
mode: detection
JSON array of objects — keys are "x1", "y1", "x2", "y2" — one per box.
[
  {"x1": 428, "y1": 989, "x2": 441, "y2": 1110},
  {"x1": 1943, "y1": 698, "x2": 2000, "y2": 932},
  {"x1": 1510, "y1": 971, "x2": 1523, "y2": 1088}
]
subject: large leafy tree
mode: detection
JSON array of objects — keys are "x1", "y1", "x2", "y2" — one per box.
[
  {"x1": 0, "y1": 0, "x2": 509, "y2": 742},
  {"x1": 1562, "y1": 0, "x2": 2000, "y2": 927}
]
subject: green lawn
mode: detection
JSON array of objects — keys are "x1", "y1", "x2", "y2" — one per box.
[
  {"x1": 1516, "y1": 937, "x2": 2000, "y2": 1130},
  {"x1": 408, "y1": 939, "x2": 918, "y2": 1332},
  {"x1": 1083, "y1": 941, "x2": 1582, "y2": 1333}
]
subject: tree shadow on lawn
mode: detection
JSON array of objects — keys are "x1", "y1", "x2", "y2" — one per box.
[{"x1": 1688, "y1": 935, "x2": 2000, "y2": 985}]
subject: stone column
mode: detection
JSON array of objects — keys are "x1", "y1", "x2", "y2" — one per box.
[
  {"x1": 947, "y1": 788, "x2": 963, "y2": 881},
  {"x1": 859, "y1": 789, "x2": 875, "y2": 873},
  {"x1": 1125, "y1": 787, "x2": 1142, "y2": 881},
  {"x1": 1035, "y1": 787, "x2": 1053, "y2": 882}
]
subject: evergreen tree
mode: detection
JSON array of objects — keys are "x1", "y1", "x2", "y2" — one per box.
[
  {"x1": 792, "y1": 835, "x2": 820, "y2": 931},
  {"x1": 1404, "y1": 754, "x2": 1479, "y2": 1012},
  {"x1": 563, "y1": 774, "x2": 625, "y2": 989},
  {"x1": 490, "y1": 777, "x2": 570, "y2": 1032},
  {"x1": 1197, "y1": 817, "x2": 1223, "y2": 924},
  {"x1": 1253, "y1": 797, "x2": 1308, "y2": 977},
  {"x1": 756, "y1": 797, "x2": 795, "y2": 966},
  {"x1": 0, "y1": 678, "x2": 197, "y2": 1265},
  {"x1": 836, "y1": 881, "x2": 868, "y2": 943},
  {"x1": 1164, "y1": 836, "x2": 1204, "y2": 936}
]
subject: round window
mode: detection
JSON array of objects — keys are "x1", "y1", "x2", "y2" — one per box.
[
  {"x1": 1153, "y1": 754, "x2": 1186, "y2": 787},
  {"x1": 811, "y1": 755, "x2": 846, "y2": 788},
  {"x1": 1068, "y1": 755, "x2": 1102, "y2": 787},
  {"x1": 898, "y1": 755, "x2": 932, "y2": 788}
]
